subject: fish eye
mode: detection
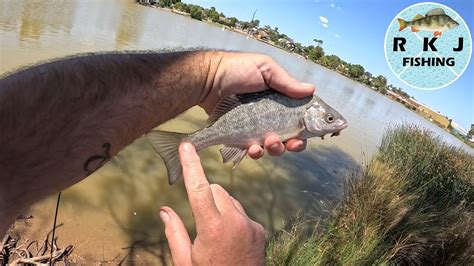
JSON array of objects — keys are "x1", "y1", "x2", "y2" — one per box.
[{"x1": 325, "y1": 113, "x2": 335, "y2": 123}]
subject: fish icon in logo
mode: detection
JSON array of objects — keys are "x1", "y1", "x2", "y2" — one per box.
[{"x1": 397, "y1": 8, "x2": 459, "y2": 37}]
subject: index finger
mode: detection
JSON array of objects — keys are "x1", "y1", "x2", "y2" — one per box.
[{"x1": 179, "y1": 142, "x2": 220, "y2": 229}]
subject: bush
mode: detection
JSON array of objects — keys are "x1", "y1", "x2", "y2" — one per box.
[{"x1": 190, "y1": 8, "x2": 203, "y2": 20}]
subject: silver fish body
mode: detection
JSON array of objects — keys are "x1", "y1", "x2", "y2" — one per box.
[{"x1": 147, "y1": 90, "x2": 348, "y2": 184}]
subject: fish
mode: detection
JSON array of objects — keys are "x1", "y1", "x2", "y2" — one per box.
[
  {"x1": 147, "y1": 90, "x2": 348, "y2": 185},
  {"x1": 398, "y1": 8, "x2": 459, "y2": 37}
]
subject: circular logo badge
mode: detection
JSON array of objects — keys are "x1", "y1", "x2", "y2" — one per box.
[{"x1": 385, "y1": 2, "x2": 472, "y2": 90}]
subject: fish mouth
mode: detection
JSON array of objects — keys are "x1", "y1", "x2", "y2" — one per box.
[{"x1": 330, "y1": 121, "x2": 348, "y2": 137}]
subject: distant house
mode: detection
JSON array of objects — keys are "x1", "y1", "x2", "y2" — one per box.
[
  {"x1": 417, "y1": 103, "x2": 451, "y2": 129},
  {"x1": 138, "y1": 0, "x2": 156, "y2": 4},
  {"x1": 278, "y1": 38, "x2": 295, "y2": 51},
  {"x1": 451, "y1": 122, "x2": 469, "y2": 137},
  {"x1": 255, "y1": 29, "x2": 269, "y2": 41},
  {"x1": 386, "y1": 90, "x2": 420, "y2": 111}
]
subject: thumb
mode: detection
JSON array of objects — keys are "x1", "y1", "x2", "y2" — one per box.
[
  {"x1": 259, "y1": 57, "x2": 315, "y2": 98},
  {"x1": 160, "y1": 206, "x2": 192, "y2": 265}
]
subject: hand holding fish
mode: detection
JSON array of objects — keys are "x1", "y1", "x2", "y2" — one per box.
[
  {"x1": 160, "y1": 143, "x2": 265, "y2": 265},
  {"x1": 200, "y1": 52, "x2": 316, "y2": 159},
  {"x1": 148, "y1": 53, "x2": 347, "y2": 185}
]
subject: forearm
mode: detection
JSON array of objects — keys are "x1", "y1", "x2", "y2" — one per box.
[{"x1": 0, "y1": 50, "x2": 221, "y2": 233}]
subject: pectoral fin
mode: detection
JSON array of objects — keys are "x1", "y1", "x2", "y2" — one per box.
[
  {"x1": 434, "y1": 31, "x2": 442, "y2": 37},
  {"x1": 220, "y1": 146, "x2": 247, "y2": 169}
]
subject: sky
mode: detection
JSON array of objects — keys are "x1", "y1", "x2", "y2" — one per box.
[{"x1": 185, "y1": 0, "x2": 474, "y2": 130}]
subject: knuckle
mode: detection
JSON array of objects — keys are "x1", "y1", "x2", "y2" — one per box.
[
  {"x1": 261, "y1": 54, "x2": 273, "y2": 63},
  {"x1": 233, "y1": 218, "x2": 249, "y2": 233},
  {"x1": 190, "y1": 179, "x2": 210, "y2": 192},
  {"x1": 205, "y1": 221, "x2": 223, "y2": 239},
  {"x1": 253, "y1": 223, "x2": 266, "y2": 242},
  {"x1": 209, "y1": 183, "x2": 223, "y2": 191}
]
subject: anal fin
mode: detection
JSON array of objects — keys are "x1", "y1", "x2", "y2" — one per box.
[
  {"x1": 220, "y1": 146, "x2": 247, "y2": 169},
  {"x1": 411, "y1": 27, "x2": 420, "y2": 32}
]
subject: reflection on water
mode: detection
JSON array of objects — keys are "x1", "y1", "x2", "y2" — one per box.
[{"x1": 1, "y1": 0, "x2": 471, "y2": 263}]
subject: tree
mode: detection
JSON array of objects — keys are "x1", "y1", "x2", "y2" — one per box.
[
  {"x1": 250, "y1": 19, "x2": 260, "y2": 28},
  {"x1": 294, "y1": 42, "x2": 304, "y2": 54},
  {"x1": 348, "y1": 64, "x2": 365, "y2": 79},
  {"x1": 313, "y1": 38, "x2": 323, "y2": 46},
  {"x1": 158, "y1": 0, "x2": 179, "y2": 7},
  {"x1": 190, "y1": 6, "x2": 203, "y2": 20},
  {"x1": 208, "y1": 9, "x2": 219, "y2": 22},
  {"x1": 241, "y1": 21, "x2": 251, "y2": 29},
  {"x1": 229, "y1": 17, "x2": 238, "y2": 27},
  {"x1": 321, "y1": 55, "x2": 341, "y2": 69},
  {"x1": 308, "y1": 46, "x2": 324, "y2": 61},
  {"x1": 173, "y1": 2, "x2": 186, "y2": 11},
  {"x1": 373, "y1": 75, "x2": 387, "y2": 89}
]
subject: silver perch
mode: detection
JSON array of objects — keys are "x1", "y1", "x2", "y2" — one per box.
[{"x1": 147, "y1": 90, "x2": 348, "y2": 185}]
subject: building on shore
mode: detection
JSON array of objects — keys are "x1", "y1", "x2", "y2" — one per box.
[
  {"x1": 417, "y1": 103, "x2": 451, "y2": 129},
  {"x1": 451, "y1": 122, "x2": 469, "y2": 136},
  {"x1": 138, "y1": 0, "x2": 157, "y2": 4},
  {"x1": 386, "y1": 90, "x2": 418, "y2": 110},
  {"x1": 386, "y1": 90, "x2": 451, "y2": 129}
]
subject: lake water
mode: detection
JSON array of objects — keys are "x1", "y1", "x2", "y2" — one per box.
[{"x1": 1, "y1": 0, "x2": 471, "y2": 263}]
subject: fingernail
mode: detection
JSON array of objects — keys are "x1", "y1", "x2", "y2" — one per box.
[
  {"x1": 269, "y1": 143, "x2": 280, "y2": 152},
  {"x1": 297, "y1": 141, "x2": 305, "y2": 150},
  {"x1": 182, "y1": 142, "x2": 194, "y2": 153},
  {"x1": 300, "y1": 82, "x2": 313, "y2": 88},
  {"x1": 159, "y1": 210, "x2": 169, "y2": 223}
]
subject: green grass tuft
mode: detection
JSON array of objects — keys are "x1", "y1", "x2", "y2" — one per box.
[{"x1": 267, "y1": 124, "x2": 474, "y2": 265}]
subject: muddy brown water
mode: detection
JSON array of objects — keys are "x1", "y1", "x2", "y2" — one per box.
[{"x1": 1, "y1": 0, "x2": 471, "y2": 263}]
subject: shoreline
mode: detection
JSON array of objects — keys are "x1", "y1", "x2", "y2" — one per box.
[{"x1": 138, "y1": 3, "x2": 473, "y2": 148}]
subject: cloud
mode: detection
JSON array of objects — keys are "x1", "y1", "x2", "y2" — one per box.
[
  {"x1": 335, "y1": 34, "x2": 340, "y2": 38},
  {"x1": 331, "y1": 3, "x2": 335, "y2": 8},
  {"x1": 319, "y1": 16, "x2": 329, "y2": 24},
  {"x1": 319, "y1": 16, "x2": 329, "y2": 28}
]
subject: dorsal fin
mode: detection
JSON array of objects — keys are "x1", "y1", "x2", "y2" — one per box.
[
  {"x1": 207, "y1": 94, "x2": 241, "y2": 124},
  {"x1": 237, "y1": 90, "x2": 276, "y2": 104},
  {"x1": 426, "y1": 8, "x2": 445, "y2": 16},
  {"x1": 412, "y1": 14, "x2": 424, "y2": 21}
]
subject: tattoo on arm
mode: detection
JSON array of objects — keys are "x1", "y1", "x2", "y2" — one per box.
[{"x1": 83, "y1": 143, "x2": 111, "y2": 175}]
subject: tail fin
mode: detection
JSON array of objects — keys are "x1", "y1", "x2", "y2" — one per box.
[
  {"x1": 147, "y1": 130, "x2": 188, "y2": 185},
  {"x1": 398, "y1": 18, "x2": 408, "y2": 31}
]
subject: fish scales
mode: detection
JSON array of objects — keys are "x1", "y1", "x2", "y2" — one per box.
[{"x1": 188, "y1": 94, "x2": 309, "y2": 149}]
